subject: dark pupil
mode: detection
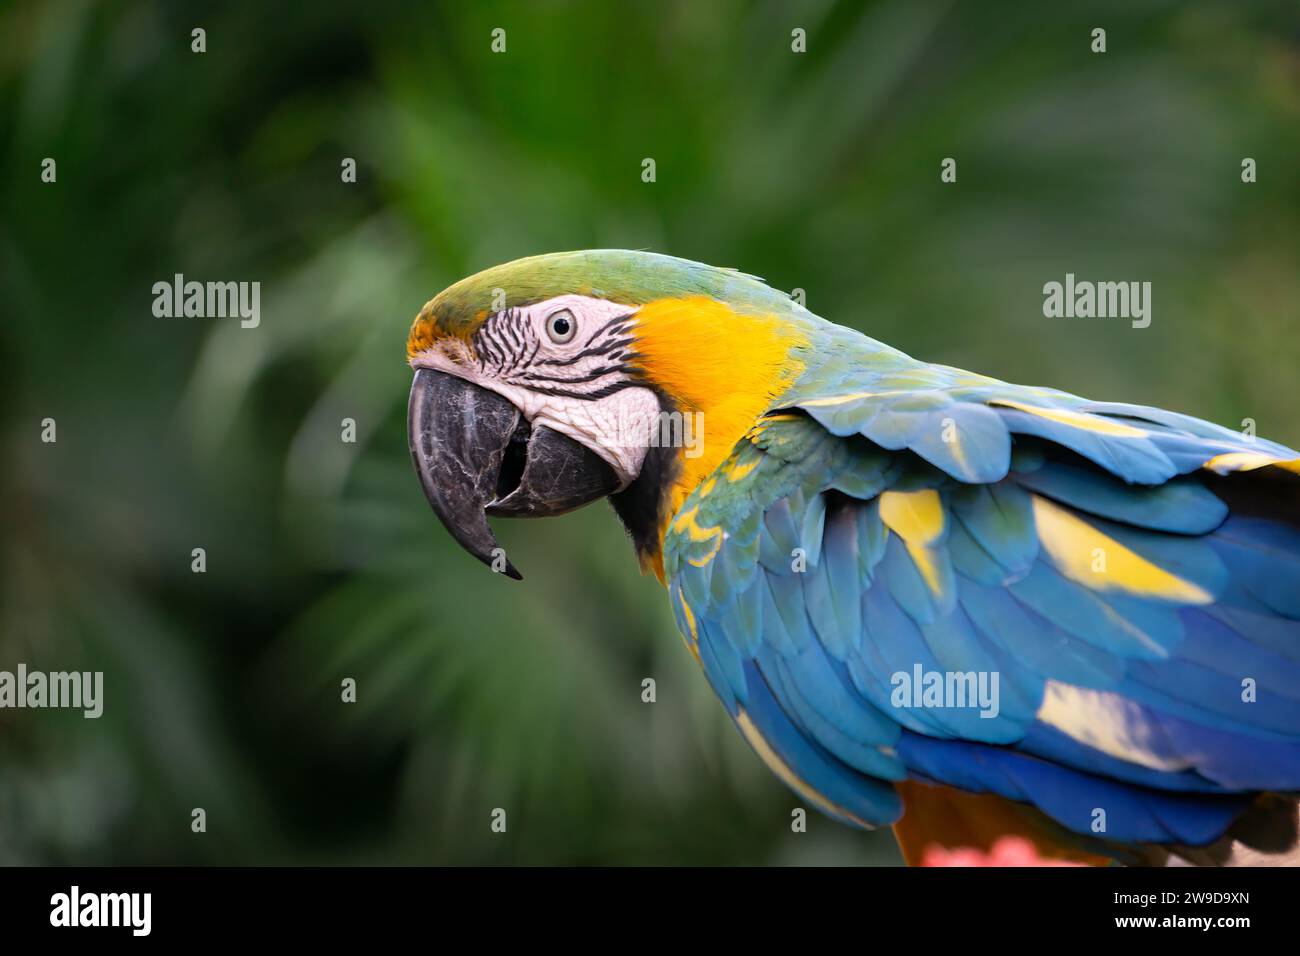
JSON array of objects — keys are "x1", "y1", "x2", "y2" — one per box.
[{"x1": 552, "y1": 316, "x2": 571, "y2": 336}]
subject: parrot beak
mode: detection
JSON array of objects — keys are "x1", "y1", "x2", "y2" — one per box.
[{"x1": 407, "y1": 368, "x2": 621, "y2": 580}]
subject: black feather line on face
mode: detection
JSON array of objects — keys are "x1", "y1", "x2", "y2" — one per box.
[
  {"x1": 522, "y1": 336, "x2": 542, "y2": 370},
  {"x1": 533, "y1": 336, "x2": 633, "y2": 368},
  {"x1": 521, "y1": 379, "x2": 645, "y2": 401},
  {"x1": 472, "y1": 310, "x2": 518, "y2": 372},
  {"x1": 509, "y1": 316, "x2": 537, "y2": 375},
  {"x1": 471, "y1": 308, "x2": 638, "y2": 391},
  {"x1": 501, "y1": 312, "x2": 523, "y2": 355},
  {"x1": 520, "y1": 366, "x2": 624, "y2": 386},
  {"x1": 474, "y1": 325, "x2": 505, "y2": 372},
  {"x1": 580, "y1": 313, "x2": 635, "y2": 348}
]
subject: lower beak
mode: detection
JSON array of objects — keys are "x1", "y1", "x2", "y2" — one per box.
[{"x1": 407, "y1": 368, "x2": 621, "y2": 580}]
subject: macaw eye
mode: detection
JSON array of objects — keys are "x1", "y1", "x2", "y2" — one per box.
[{"x1": 546, "y1": 309, "x2": 577, "y2": 344}]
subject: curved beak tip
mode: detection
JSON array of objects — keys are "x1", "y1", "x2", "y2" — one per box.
[{"x1": 407, "y1": 368, "x2": 619, "y2": 579}]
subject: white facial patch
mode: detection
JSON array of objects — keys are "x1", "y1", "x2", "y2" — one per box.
[
  {"x1": 524, "y1": 385, "x2": 663, "y2": 484},
  {"x1": 409, "y1": 294, "x2": 663, "y2": 486}
]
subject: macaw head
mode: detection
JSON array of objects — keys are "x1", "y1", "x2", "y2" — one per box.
[{"x1": 406, "y1": 249, "x2": 811, "y2": 579}]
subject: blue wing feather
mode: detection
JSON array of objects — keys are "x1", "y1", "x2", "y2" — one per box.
[{"x1": 663, "y1": 367, "x2": 1300, "y2": 851}]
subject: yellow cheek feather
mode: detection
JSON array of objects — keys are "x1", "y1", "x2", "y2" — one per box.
[{"x1": 629, "y1": 295, "x2": 808, "y2": 561}]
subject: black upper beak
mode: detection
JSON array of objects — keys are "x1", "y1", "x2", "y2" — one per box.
[{"x1": 407, "y1": 368, "x2": 621, "y2": 580}]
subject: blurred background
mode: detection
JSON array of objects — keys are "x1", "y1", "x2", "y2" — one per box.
[{"x1": 1, "y1": 0, "x2": 1297, "y2": 865}]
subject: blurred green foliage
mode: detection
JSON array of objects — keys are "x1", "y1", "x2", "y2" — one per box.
[{"x1": 1, "y1": 0, "x2": 1297, "y2": 864}]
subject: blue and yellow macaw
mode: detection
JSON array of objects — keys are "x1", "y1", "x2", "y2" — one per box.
[{"x1": 406, "y1": 249, "x2": 1300, "y2": 865}]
